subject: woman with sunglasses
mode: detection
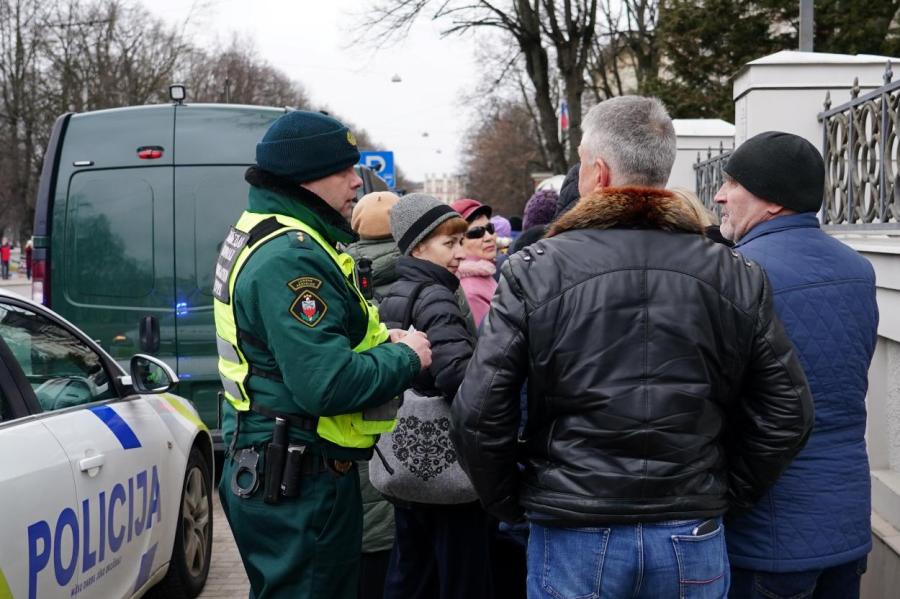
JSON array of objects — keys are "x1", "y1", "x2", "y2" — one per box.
[{"x1": 450, "y1": 198, "x2": 499, "y2": 327}]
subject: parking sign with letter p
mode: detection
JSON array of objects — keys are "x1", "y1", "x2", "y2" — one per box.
[{"x1": 358, "y1": 151, "x2": 395, "y2": 188}]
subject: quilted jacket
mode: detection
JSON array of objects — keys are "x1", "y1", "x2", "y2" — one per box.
[
  {"x1": 379, "y1": 256, "x2": 476, "y2": 400},
  {"x1": 450, "y1": 187, "x2": 814, "y2": 526},
  {"x1": 725, "y1": 212, "x2": 878, "y2": 572}
]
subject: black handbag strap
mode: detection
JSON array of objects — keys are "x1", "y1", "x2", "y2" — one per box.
[{"x1": 401, "y1": 281, "x2": 430, "y2": 330}]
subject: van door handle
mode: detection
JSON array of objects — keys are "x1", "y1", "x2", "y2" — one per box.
[
  {"x1": 139, "y1": 315, "x2": 160, "y2": 353},
  {"x1": 79, "y1": 453, "x2": 105, "y2": 472}
]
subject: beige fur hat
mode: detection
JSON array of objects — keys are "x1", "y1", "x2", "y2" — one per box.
[{"x1": 351, "y1": 191, "x2": 401, "y2": 239}]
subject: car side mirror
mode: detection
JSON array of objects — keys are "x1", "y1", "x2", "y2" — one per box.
[{"x1": 130, "y1": 354, "x2": 179, "y2": 394}]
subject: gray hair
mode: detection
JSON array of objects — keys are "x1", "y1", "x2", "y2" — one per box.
[{"x1": 580, "y1": 95, "x2": 676, "y2": 187}]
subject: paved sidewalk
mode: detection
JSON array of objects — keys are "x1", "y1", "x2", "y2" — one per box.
[
  {"x1": 200, "y1": 493, "x2": 251, "y2": 598},
  {"x1": 0, "y1": 275, "x2": 31, "y2": 298}
]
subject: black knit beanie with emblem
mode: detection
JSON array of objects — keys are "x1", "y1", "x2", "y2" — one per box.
[
  {"x1": 723, "y1": 131, "x2": 825, "y2": 213},
  {"x1": 256, "y1": 110, "x2": 360, "y2": 184}
]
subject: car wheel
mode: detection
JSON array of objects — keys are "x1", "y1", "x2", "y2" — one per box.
[{"x1": 148, "y1": 446, "x2": 212, "y2": 598}]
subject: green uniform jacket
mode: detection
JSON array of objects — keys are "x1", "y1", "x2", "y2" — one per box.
[{"x1": 222, "y1": 177, "x2": 420, "y2": 461}]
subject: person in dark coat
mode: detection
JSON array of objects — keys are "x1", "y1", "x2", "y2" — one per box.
[
  {"x1": 553, "y1": 162, "x2": 580, "y2": 219},
  {"x1": 450, "y1": 96, "x2": 814, "y2": 598},
  {"x1": 509, "y1": 224, "x2": 546, "y2": 254},
  {"x1": 510, "y1": 188, "x2": 559, "y2": 254},
  {"x1": 717, "y1": 132, "x2": 878, "y2": 599},
  {"x1": 24, "y1": 239, "x2": 32, "y2": 279},
  {"x1": 508, "y1": 216, "x2": 523, "y2": 240},
  {"x1": 379, "y1": 193, "x2": 491, "y2": 599}
]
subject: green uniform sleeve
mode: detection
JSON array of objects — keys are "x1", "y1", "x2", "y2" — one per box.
[{"x1": 241, "y1": 238, "x2": 419, "y2": 417}]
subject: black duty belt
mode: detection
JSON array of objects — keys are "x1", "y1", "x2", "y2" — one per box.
[
  {"x1": 248, "y1": 364, "x2": 284, "y2": 383},
  {"x1": 229, "y1": 444, "x2": 354, "y2": 500},
  {"x1": 250, "y1": 402, "x2": 318, "y2": 431}
]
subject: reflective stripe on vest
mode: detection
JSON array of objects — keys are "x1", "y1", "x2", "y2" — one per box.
[{"x1": 213, "y1": 210, "x2": 398, "y2": 449}]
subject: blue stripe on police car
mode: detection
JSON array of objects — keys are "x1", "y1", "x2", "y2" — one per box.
[{"x1": 87, "y1": 406, "x2": 142, "y2": 450}]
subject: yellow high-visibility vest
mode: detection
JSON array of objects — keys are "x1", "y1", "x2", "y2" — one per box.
[{"x1": 213, "y1": 210, "x2": 398, "y2": 449}]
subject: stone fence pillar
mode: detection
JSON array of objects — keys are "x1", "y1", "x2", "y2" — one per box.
[{"x1": 733, "y1": 50, "x2": 900, "y2": 148}]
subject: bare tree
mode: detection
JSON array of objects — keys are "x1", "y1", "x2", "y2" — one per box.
[
  {"x1": 0, "y1": 0, "x2": 48, "y2": 237},
  {"x1": 464, "y1": 99, "x2": 548, "y2": 216},
  {"x1": 180, "y1": 35, "x2": 310, "y2": 107},
  {"x1": 360, "y1": 0, "x2": 598, "y2": 173},
  {"x1": 0, "y1": 0, "x2": 412, "y2": 238},
  {"x1": 40, "y1": 0, "x2": 189, "y2": 110},
  {"x1": 0, "y1": 0, "x2": 192, "y2": 236},
  {"x1": 588, "y1": 0, "x2": 660, "y2": 102}
]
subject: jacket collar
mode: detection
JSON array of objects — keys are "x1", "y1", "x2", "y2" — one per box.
[
  {"x1": 547, "y1": 186, "x2": 704, "y2": 237},
  {"x1": 245, "y1": 166, "x2": 356, "y2": 247},
  {"x1": 457, "y1": 256, "x2": 496, "y2": 278},
  {"x1": 734, "y1": 212, "x2": 820, "y2": 248},
  {"x1": 396, "y1": 256, "x2": 461, "y2": 291}
]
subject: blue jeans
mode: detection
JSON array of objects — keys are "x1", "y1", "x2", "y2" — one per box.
[
  {"x1": 728, "y1": 557, "x2": 867, "y2": 599},
  {"x1": 527, "y1": 518, "x2": 729, "y2": 599}
]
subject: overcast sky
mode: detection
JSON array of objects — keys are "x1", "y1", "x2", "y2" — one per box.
[{"x1": 137, "y1": 0, "x2": 479, "y2": 181}]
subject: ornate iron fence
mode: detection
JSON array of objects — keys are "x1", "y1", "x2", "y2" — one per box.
[
  {"x1": 694, "y1": 143, "x2": 731, "y2": 212},
  {"x1": 818, "y1": 63, "x2": 900, "y2": 229}
]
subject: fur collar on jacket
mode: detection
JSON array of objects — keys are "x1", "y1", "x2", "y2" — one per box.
[
  {"x1": 547, "y1": 186, "x2": 704, "y2": 238},
  {"x1": 457, "y1": 257, "x2": 496, "y2": 278}
]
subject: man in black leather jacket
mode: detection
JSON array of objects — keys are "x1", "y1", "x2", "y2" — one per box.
[{"x1": 450, "y1": 95, "x2": 814, "y2": 598}]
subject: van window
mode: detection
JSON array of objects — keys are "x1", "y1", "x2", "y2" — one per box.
[
  {"x1": 175, "y1": 167, "x2": 249, "y2": 297},
  {"x1": 67, "y1": 172, "x2": 156, "y2": 298}
]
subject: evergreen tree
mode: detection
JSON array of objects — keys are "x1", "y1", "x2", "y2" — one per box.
[
  {"x1": 646, "y1": 0, "x2": 791, "y2": 120},
  {"x1": 646, "y1": 0, "x2": 900, "y2": 121}
]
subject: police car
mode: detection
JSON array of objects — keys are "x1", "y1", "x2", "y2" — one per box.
[{"x1": 0, "y1": 290, "x2": 213, "y2": 598}]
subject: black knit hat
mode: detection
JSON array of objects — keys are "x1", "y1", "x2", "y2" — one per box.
[
  {"x1": 256, "y1": 110, "x2": 360, "y2": 184},
  {"x1": 723, "y1": 131, "x2": 824, "y2": 213}
]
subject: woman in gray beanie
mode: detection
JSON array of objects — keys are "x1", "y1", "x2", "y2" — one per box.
[{"x1": 378, "y1": 193, "x2": 493, "y2": 599}]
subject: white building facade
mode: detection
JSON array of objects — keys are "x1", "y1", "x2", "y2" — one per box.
[{"x1": 423, "y1": 173, "x2": 466, "y2": 204}]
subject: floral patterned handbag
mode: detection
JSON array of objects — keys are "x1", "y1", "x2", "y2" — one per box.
[{"x1": 369, "y1": 282, "x2": 478, "y2": 504}]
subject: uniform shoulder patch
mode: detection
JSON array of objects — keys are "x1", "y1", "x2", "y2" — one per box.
[
  {"x1": 288, "y1": 276, "x2": 327, "y2": 327},
  {"x1": 290, "y1": 289, "x2": 328, "y2": 328}
]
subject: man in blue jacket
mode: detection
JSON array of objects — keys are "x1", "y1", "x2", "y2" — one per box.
[{"x1": 716, "y1": 131, "x2": 879, "y2": 599}]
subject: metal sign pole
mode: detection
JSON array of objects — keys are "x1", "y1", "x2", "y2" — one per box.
[{"x1": 800, "y1": 0, "x2": 814, "y2": 52}]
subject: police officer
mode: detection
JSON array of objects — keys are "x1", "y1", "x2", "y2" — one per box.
[{"x1": 213, "y1": 110, "x2": 431, "y2": 599}]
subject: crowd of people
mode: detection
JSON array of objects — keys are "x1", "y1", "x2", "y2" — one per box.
[{"x1": 213, "y1": 96, "x2": 878, "y2": 599}]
